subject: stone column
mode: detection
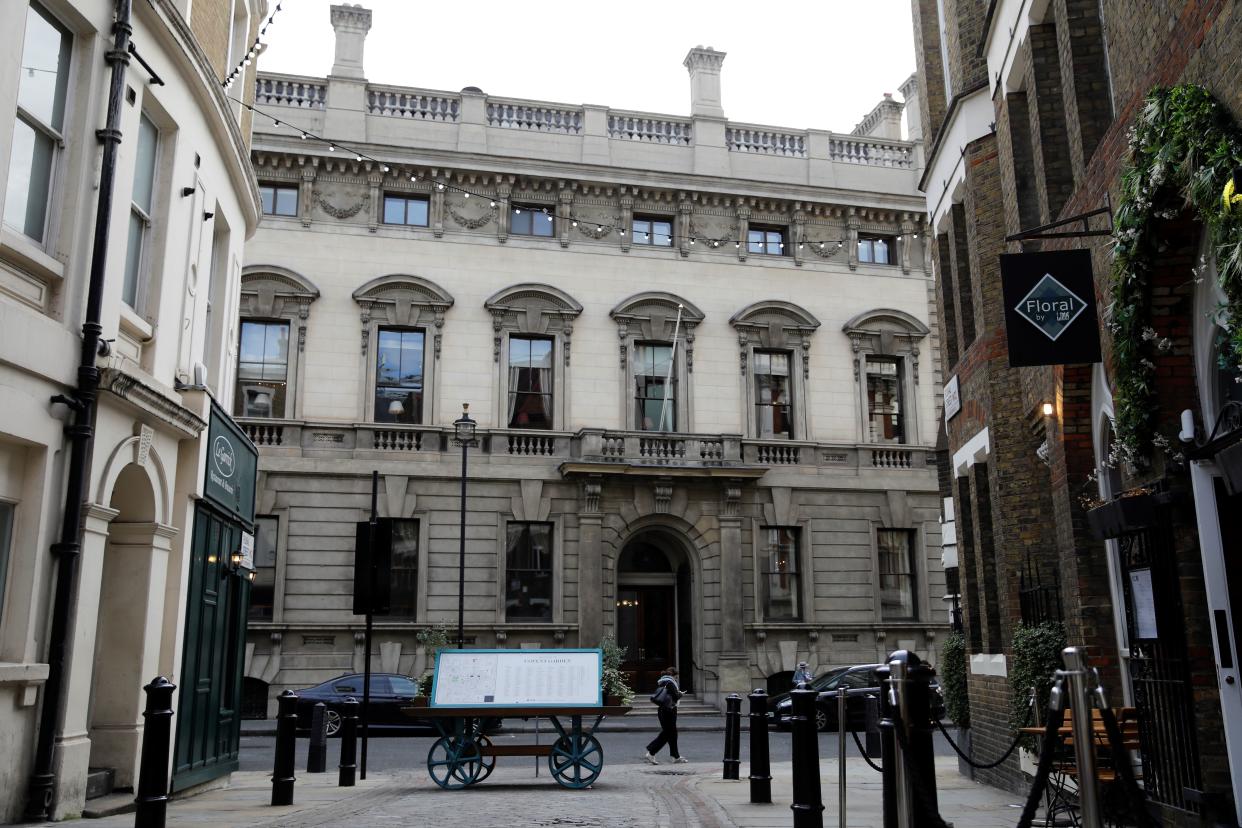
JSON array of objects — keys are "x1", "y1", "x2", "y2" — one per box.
[
  {"x1": 717, "y1": 483, "x2": 749, "y2": 698},
  {"x1": 619, "y1": 193, "x2": 634, "y2": 253},
  {"x1": 366, "y1": 168, "x2": 383, "y2": 233},
  {"x1": 677, "y1": 198, "x2": 692, "y2": 258},
  {"x1": 792, "y1": 209, "x2": 806, "y2": 267},
  {"x1": 496, "y1": 181, "x2": 512, "y2": 244},
  {"x1": 298, "y1": 164, "x2": 316, "y2": 229},
  {"x1": 577, "y1": 479, "x2": 604, "y2": 646},
  {"x1": 558, "y1": 189, "x2": 574, "y2": 249},
  {"x1": 900, "y1": 214, "x2": 915, "y2": 274},
  {"x1": 847, "y1": 208, "x2": 860, "y2": 270},
  {"x1": 735, "y1": 204, "x2": 750, "y2": 262}
]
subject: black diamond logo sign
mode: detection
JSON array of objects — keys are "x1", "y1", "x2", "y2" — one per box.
[{"x1": 1014, "y1": 273, "x2": 1087, "y2": 342}]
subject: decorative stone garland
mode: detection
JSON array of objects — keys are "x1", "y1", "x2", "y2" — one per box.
[{"x1": 1109, "y1": 84, "x2": 1242, "y2": 465}]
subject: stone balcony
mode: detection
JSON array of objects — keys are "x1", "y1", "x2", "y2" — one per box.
[
  {"x1": 238, "y1": 419, "x2": 934, "y2": 483},
  {"x1": 251, "y1": 72, "x2": 920, "y2": 196}
]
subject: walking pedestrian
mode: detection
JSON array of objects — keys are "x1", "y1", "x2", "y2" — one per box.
[
  {"x1": 792, "y1": 661, "x2": 814, "y2": 688},
  {"x1": 643, "y1": 667, "x2": 686, "y2": 764}
]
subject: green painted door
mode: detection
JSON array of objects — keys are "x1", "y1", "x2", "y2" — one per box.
[{"x1": 172, "y1": 504, "x2": 249, "y2": 792}]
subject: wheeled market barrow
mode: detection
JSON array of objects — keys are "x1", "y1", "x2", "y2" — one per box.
[{"x1": 409, "y1": 704, "x2": 631, "y2": 790}]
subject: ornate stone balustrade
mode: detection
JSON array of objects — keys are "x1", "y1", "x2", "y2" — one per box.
[
  {"x1": 255, "y1": 75, "x2": 326, "y2": 109},
  {"x1": 828, "y1": 136, "x2": 914, "y2": 168},
  {"x1": 607, "y1": 112, "x2": 692, "y2": 145},
  {"x1": 486, "y1": 100, "x2": 583, "y2": 133},
  {"x1": 367, "y1": 86, "x2": 460, "y2": 121},
  {"x1": 236, "y1": 419, "x2": 932, "y2": 476},
  {"x1": 725, "y1": 126, "x2": 808, "y2": 157}
]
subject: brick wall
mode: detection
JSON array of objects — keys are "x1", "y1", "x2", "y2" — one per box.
[{"x1": 190, "y1": 0, "x2": 232, "y2": 80}]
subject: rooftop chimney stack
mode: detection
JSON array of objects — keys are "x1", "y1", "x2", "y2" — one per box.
[
  {"x1": 683, "y1": 46, "x2": 726, "y2": 119},
  {"x1": 330, "y1": 4, "x2": 372, "y2": 79}
]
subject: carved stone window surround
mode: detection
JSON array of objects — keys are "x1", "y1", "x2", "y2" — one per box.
[
  {"x1": 352, "y1": 274, "x2": 455, "y2": 424},
  {"x1": 842, "y1": 308, "x2": 930, "y2": 445},
  {"x1": 238, "y1": 266, "x2": 321, "y2": 419},
  {"x1": 610, "y1": 293, "x2": 704, "y2": 432},
  {"x1": 485, "y1": 283, "x2": 583, "y2": 430},
  {"x1": 730, "y1": 301, "x2": 821, "y2": 440}
]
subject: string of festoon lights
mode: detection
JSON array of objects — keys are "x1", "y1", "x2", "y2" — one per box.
[
  {"x1": 221, "y1": 2, "x2": 283, "y2": 90},
  {"x1": 230, "y1": 94, "x2": 922, "y2": 251}
]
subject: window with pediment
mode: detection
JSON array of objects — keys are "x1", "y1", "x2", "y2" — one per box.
[
  {"x1": 485, "y1": 284, "x2": 583, "y2": 431},
  {"x1": 353, "y1": 275, "x2": 454, "y2": 425},
  {"x1": 610, "y1": 293, "x2": 704, "y2": 432},
  {"x1": 842, "y1": 309, "x2": 929, "y2": 445},
  {"x1": 236, "y1": 266, "x2": 320, "y2": 419},
  {"x1": 730, "y1": 301, "x2": 821, "y2": 440}
]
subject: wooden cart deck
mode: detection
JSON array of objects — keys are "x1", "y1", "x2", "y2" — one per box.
[{"x1": 403, "y1": 705, "x2": 632, "y2": 790}]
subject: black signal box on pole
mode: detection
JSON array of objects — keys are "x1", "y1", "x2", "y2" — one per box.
[{"x1": 353, "y1": 518, "x2": 392, "y2": 615}]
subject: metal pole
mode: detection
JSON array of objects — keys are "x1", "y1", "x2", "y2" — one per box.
[
  {"x1": 723, "y1": 693, "x2": 742, "y2": 779},
  {"x1": 1063, "y1": 647, "x2": 1102, "y2": 828},
  {"x1": 457, "y1": 437, "x2": 467, "y2": 649},
  {"x1": 338, "y1": 697, "x2": 358, "y2": 787},
  {"x1": 890, "y1": 657, "x2": 913, "y2": 828},
  {"x1": 877, "y1": 662, "x2": 898, "y2": 828},
  {"x1": 748, "y1": 689, "x2": 772, "y2": 803},
  {"x1": 361, "y1": 470, "x2": 377, "y2": 781},
  {"x1": 134, "y1": 677, "x2": 175, "y2": 828},
  {"x1": 271, "y1": 691, "x2": 298, "y2": 806},
  {"x1": 838, "y1": 686, "x2": 847, "y2": 828},
  {"x1": 25, "y1": 1, "x2": 132, "y2": 819}
]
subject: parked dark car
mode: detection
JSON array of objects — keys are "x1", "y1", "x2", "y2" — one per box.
[
  {"x1": 293, "y1": 673, "x2": 431, "y2": 736},
  {"x1": 770, "y1": 664, "x2": 941, "y2": 732}
]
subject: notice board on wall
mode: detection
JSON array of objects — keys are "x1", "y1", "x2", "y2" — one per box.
[{"x1": 430, "y1": 649, "x2": 603, "y2": 707}]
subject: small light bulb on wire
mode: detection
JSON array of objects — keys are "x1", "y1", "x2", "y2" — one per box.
[
  {"x1": 463, "y1": 192, "x2": 470, "y2": 198},
  {"x1": 328, "y1": 144, "x2": 335, "y2": 152},
  {"x1": 490, "y1": 200, "x2": 496, "y2": 207},
  {"x1": 437, "y1": 183, "x2": 445, "y2": 191}
]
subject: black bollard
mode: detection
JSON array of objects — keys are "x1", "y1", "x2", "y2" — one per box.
[
  {"x1": 902, "y1": 651, "x2": 939, "y2": 826},
  {"x1": 864, "y1": 692, "x2": 882, "y2": 759},
  {"x1": 789, "y1": 687, "x2": 824, "y2": 828},
  {"x1": 722, "y1": 693, "x2": 742, "y2": 780},
  {"x1": 271, "y1": 690, "x2": 298, "y2": 806},
  {"x1": 338, "y1": 697, "x2": 359, "y2": 787},
  {"x1": 877, "y1": 661, "x2": 899, "y2": 828},
  {"x1": 134, "y1": 676, "x2": 176, "y2": 828},
  {"x1": 747, "y1": 689, "x2": 772, "y2": 804},
  {"x1": 307, "y1": 702, "x2": 328, "y2": 773}
]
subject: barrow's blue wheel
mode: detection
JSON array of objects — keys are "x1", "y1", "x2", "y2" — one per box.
[
  {"x1": 427, "y1": 734, "x2": 483, "y2": 789},
  {"x1": 548, "y1": 732, "x2": 603, "y2": 789},
  {"x1": 474, "y1": 734, "x2": 496, "y2": 783}
]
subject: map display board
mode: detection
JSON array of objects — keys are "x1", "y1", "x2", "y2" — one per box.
[{"x1": 430, "y1": 649, "x2": 603, "y2": 708}]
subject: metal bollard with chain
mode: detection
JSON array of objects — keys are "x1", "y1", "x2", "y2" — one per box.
[
  {"x1": 723, "y1": 693, "x2": 742, "y2": 780},
  {"x1": 747, "y1": 689, "x2": 772, "y2": 803},
  {"x1": 790, "y1": 687, "x2": 824, "y2": 828}
]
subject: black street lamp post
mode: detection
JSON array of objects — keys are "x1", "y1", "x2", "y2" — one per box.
[{"x1": 452, "y1": 404, "x2": 477, "y2": 650}]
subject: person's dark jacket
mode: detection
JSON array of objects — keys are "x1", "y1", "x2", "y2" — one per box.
[{"x1": 651, "y1": 674, "x2": 682, "y2": 711}]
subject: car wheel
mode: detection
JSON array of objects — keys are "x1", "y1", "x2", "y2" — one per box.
[
  {"x1": 815, "y1": 708, "x2": 830, "y2": 732},
  {"x1": 324, "y1": 709, "x2": 342, "y2": 737}
]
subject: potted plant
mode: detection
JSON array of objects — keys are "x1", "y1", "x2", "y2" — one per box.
[
  {"x1": 601, "y1": 635, "x2": 635, "y2": 706},
  {"x1": 1085, "y1": 488, "x2": 1156, "y2": 539}
]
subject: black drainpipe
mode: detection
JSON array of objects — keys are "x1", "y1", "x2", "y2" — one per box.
[{"x1": 24, "y1": 0, "x2": 131, "y2": 820}]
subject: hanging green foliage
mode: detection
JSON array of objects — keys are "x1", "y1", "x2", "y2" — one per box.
[
  {"x1": 939, "y1": 630, "x2": 970, "y2": 729},
  {"x1": 1110, "y1": 84, "x2": 1242, "y2": 464}
]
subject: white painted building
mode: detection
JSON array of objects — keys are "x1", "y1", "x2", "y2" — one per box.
[
  {"x1": 239, "y1": 4, "x2": 947, "y2": 714},
  {"x1": 0, "y1": 0, "x2": 262, "y2": 819}
]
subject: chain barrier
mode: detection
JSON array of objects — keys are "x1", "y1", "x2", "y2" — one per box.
[
  {"x1": 933, "y1": 697, "x2": 1032, "y2": 770},
  {"x1": 848, "y1": 726, "x2": 883, "y2": 772},
  {"x1": 1095, "y1": 684, "x2": 1161, "y2": 828}
]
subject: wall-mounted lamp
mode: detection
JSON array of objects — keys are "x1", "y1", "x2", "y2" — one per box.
[
  {"x1": 181, "y1": 186, "x2": 196, "y2": 198},
  {"x1": 1042, "y1": 402, "x2": 1055, "y2": 417}
]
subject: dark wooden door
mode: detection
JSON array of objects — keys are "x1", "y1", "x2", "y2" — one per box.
[{"x1": 617, "y1": 585, "x2": 676, "y2": 692}]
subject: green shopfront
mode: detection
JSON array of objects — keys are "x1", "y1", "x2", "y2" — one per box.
[{"x1": 172, "y1": 402, "x2": 258, "y2": 791}]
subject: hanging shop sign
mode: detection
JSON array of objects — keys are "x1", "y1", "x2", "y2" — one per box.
[
  {"x1": 1001, "y1": 250, "x2": 1102, "y2": 367},
  {"x1": 203, "y1": 400, "x2": 258, "y2": 525}
]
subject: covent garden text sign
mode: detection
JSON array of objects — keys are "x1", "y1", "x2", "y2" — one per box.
[
  {"x1": 1001, "y1": 250, "x2": 1102, "y2": 367},
  {"x1": 203, "y1": 400, "x2": 258, "y2": 526}
]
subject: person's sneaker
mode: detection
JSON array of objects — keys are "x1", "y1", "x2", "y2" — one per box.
[
  {"x1": 673, "y1": 756, "x2": 689, "y2": 763},
  {"x1": 643, "y1": 752, "x2": 659, "y2": 765}
]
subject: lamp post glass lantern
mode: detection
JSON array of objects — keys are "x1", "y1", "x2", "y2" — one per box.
[{"x1": 452, "y1": 404, "x2": 477, "y2": 650}]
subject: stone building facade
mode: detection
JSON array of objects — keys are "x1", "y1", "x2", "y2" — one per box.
[
  {"x1": 912, "y1": 0, "x2": 1242, "y2": 822},
  {"x1": 240, "y1": 4, "x2": 949, "y2": 713},
  {"x1": 0, "y1": 0, "x2": 263, "y2": 819}
]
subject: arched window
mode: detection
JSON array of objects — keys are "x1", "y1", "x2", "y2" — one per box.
[
  {"x1": 610, "y1": 293, "x2": 704, "y2": 432},
  {"x1": 730, "y1": 301, "x2": 821, "y2": 440},
  {"x1": 842, "y1": 309, "x2": 930, "y2": 445},
  {"x1": 236, "y1": 266, "x2": 320, "y2": 419}
]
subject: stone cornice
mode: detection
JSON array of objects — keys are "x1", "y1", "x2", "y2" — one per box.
[{"x1": 100, "y1": 368, "x2": 207, "y2": 438}]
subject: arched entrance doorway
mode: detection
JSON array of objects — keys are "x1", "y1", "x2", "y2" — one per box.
[{"x1": 616, "y1": 532, "x2": 694, "y2": 693}]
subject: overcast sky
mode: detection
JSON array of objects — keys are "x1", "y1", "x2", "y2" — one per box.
[{"x1": 257, "y1": 0, "x2": 917, "y2": 135}]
